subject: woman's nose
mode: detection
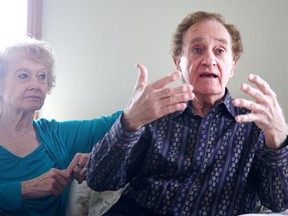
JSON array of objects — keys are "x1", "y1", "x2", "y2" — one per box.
[{"x1": 29, "y1": 77, "x2": 41, "y2": 90}]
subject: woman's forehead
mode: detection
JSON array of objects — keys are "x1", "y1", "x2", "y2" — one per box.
[{"x1": 6, "y1": 50, "x2": 47, "y2": 70}]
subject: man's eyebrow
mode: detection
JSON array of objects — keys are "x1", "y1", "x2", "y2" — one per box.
[
  {"x1": 190, "y1": 37, "x2": 228, "y2": 44},
  {"x1": 216, "y1": 38, "x2": 228, "y2": 44},
  {"x1": 191, "y1": 37, "x2": 204, "y2": 44}
]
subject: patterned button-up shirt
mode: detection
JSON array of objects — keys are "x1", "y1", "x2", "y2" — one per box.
[{"x1": 87, "y1": 90, "x2": 288, "y2": 216}]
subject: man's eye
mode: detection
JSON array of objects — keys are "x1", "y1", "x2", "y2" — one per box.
[
  {"x1": 215, "y1": 48, "x2": 225, "y2": 55},
  {"x1": 193, "y1": 47, "x2": 202, "y2": 54}
]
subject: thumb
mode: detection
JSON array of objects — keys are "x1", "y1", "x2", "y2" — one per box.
[
  {"x1": 134, "y1": 63, "x2": 148, "y2": 91},
  {"x1": 67, "y1": 158, "x2": 78, "y2": 175}
]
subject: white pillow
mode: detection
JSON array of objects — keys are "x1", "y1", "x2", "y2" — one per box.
[
  {"x1": 66, "y1": 180, "x2": 92, "y2": 216},
  {"x1": 88, "y1": 186, "x2": 127, "y2": 216}
]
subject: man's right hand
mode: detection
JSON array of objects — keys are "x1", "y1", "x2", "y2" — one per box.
[{"x1": 122, "y1": 63, "x2": 194, "y2": 131}]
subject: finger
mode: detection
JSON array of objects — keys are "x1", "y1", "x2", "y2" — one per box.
[
  {"x1": 71, "y1": 161, "x2": 84, "y2": 181},
  {"x1": 75, "y1": 155, "x2": 90, "y2": 184},
  {"x1": 233, "y1": 98, "x2": 270, "y2": 123},
  {"x1": 74, "y1": 168, "x2": 86, "y2": 184},
  {"x1": 159, "y1": 102, "x2": 188, "y2": 116},
  {"x1": 67, "y1": 156, "x2": 80, "y2": 174},
  {"x1": 67, "y1": 153, "x2": 87, "y2": 174},
  {"x1": 149, "y1": 70, "x2": 182, "y2": 90},
  {"x1": 240, "y1": 83, "x2": 265, "y2": 103},
  {"x1": 233, "y1": 98, "x2": 265, "y2": 113},
  {"x1": 48, "y1": 169, "x2": 70, "y2": 196},
  {"x1": 135, "y1": 63, "x2": 148, "y2": 91},
  {"x1": 154, "y1": 84, "x2": 193, "y2": 100},
  {"x1": 159, "y1": 93, "x2": 194, "y2": 108},
  {"x1": 235, "y1": 112, "x2": 259, "y2": 123},
  {"x1": 155, "y1": 88, "x2": 194, "y2": 111},
  {"x1": 51, "y1": 181, "x2": 66, "y2": 197},
  {"x1": 76, "y1": 162, "x2": 83, "y2": 169},
  {"x1": 77, "y1": 167, "x2": 88, "y2": 184},
  {"x1": 247, "y1": 74, "x2": 275, "y2": 97},
  {"x1": 53, "y1": 169, "x2": 71, "y2": 185}
]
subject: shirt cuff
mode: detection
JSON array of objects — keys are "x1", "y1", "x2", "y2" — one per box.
[{"x1": 260, "y1": 136, "x2": 288, "y2": 169}]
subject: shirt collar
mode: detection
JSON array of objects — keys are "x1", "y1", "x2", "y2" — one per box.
[{"x1": 170, "y1": 88, "x2": 237, "y2": 119}]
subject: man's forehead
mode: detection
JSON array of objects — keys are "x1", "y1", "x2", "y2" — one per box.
[{"x1": 184, "y1": 20, "x2": 231, "y2": 44}]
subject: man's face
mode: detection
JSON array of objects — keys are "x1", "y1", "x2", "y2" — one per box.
[{"x1": 176, "y1": 20, "x2": 237, "y2": 100}]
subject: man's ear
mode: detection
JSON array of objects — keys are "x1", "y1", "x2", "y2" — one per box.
[
  {"x1": 174, "y1": 57, "x2": 181, "y2": 71},
  {"x1": 230, "y1": 58, "x2": 238, "y2": 78}
]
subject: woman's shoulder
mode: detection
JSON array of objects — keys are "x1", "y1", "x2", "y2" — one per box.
[{"x1": 34, "y1": 118, "x2": 58, "y2": 127}]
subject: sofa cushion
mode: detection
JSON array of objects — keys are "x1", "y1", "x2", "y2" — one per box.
[
  {"x1": 88, "y1": 186, "x2": 126, "y2": 216},
  {"x1": 66, "y1": 180, "x2": 92, "y2": 216},
  {"x1": 66, "y1": 179, "x2": 126, "y2": 216}
]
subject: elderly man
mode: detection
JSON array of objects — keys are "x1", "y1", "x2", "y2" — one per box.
[{"x1": 87, "y1": 11, "x2": 288, "y2": 216}]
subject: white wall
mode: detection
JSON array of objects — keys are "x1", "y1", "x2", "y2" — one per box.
[{"x1": 41, "y1": 0, "x2": 288, "y2": 120}]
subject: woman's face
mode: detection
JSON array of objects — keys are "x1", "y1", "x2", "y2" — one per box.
[
  {"x1": 176, "y1": 20, "x2": 237, "y2": 101},
  {"x1": 0, "y1": 50, "x2": 49, "y2": 113}
]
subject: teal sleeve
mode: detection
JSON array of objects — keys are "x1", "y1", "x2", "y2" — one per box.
[
  {"x1": 55, "y1": 111, "x2": 122, "y2": 161},
  {"x1": 0, "y1": 182, "x2": 22, "y2": 211},
  {"x1": 88, "y1": 110, "x2": 123, "y2": 144},
  {"x1": 35, "y1": 110, "x2": 123, "y2": 168}
]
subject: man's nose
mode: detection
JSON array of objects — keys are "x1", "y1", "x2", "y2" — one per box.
[{"x1": 201, "y1": 51, "x2": 217, "y2": 66}]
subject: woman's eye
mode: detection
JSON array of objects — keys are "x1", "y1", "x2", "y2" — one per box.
[
  {"x1": 19, "y1": 73, "x2": 29, "y2": 79},
  {"x1": 38, "y1": 73, "x2": 47, "y2": 81}
]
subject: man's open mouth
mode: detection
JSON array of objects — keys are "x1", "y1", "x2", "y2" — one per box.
[{"x1": 199, "y1": 73, "x2": 218, "y2": 78}]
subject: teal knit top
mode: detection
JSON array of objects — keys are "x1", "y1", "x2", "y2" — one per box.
[{"x1": 0, "y1": 111, "x2": 122, "y2": 216}]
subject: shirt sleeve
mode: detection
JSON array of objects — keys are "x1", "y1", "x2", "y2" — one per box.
[
  {"x1": 86, "y1": 115, "x2": 149, "y2": 191},
  {"x1": 0, "y1": 182, "x2": 22, "y2": 211},
  {"x1": 36, "y1": 110, "x2": 123, "y2": 167},
  {"x1": 254, "y1": 135, "x2": 288, "y2": 211},
  {"x1": 64, "y1": 110, "x2": 123, "y2": 156}
]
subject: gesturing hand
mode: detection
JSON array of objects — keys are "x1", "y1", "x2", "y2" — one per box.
[
  {"x1": 233, "y1": 74, "x2": 287, "y2": 149},
  {"x1": 123, "y1": 64, "x2": 194, "y2": 131}
]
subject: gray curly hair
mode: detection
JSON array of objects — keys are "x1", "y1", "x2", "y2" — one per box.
[
  {"x1": 172, "y1": 11, "x2": 243, "y2": 60},
  {"x1": 0, "y1": 37, "x2": 56, "y2": 93}
]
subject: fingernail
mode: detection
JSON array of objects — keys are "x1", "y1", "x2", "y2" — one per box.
[
  {"x1": 233, "y1": 99, "x2": 239, "y2": 106},
  {"x1": 248, "y1": 74, "x2": 254, "y2": 80},
  {"x1": 241, "y1": 83, "x2": 247, "y2": 90}
]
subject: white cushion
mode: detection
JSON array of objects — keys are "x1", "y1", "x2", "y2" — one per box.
[
  {"x1": 66, "y1": 180, "x2": 92, "y2": 216},
  {"x1": 88, "y1": 186, "x2": 127, "y2": 216}
]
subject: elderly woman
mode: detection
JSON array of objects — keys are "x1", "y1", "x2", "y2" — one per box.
[{"x1": 0, "y1": 38, "x2": 121, "y2": 216}]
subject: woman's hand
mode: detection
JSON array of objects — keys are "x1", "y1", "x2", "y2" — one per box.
[
  {"x1": 67, "y1": 153, "x2": 91, "y2": 184},
  {"x1": 233, "y1": 74, "x2": 287, "y2": 149},
  {"x1": 21, "y1": 168, "x2": 71, "y2": 199},
  {"x1": 21, "y1": 153, "x2": 91, "y2": 199}
]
